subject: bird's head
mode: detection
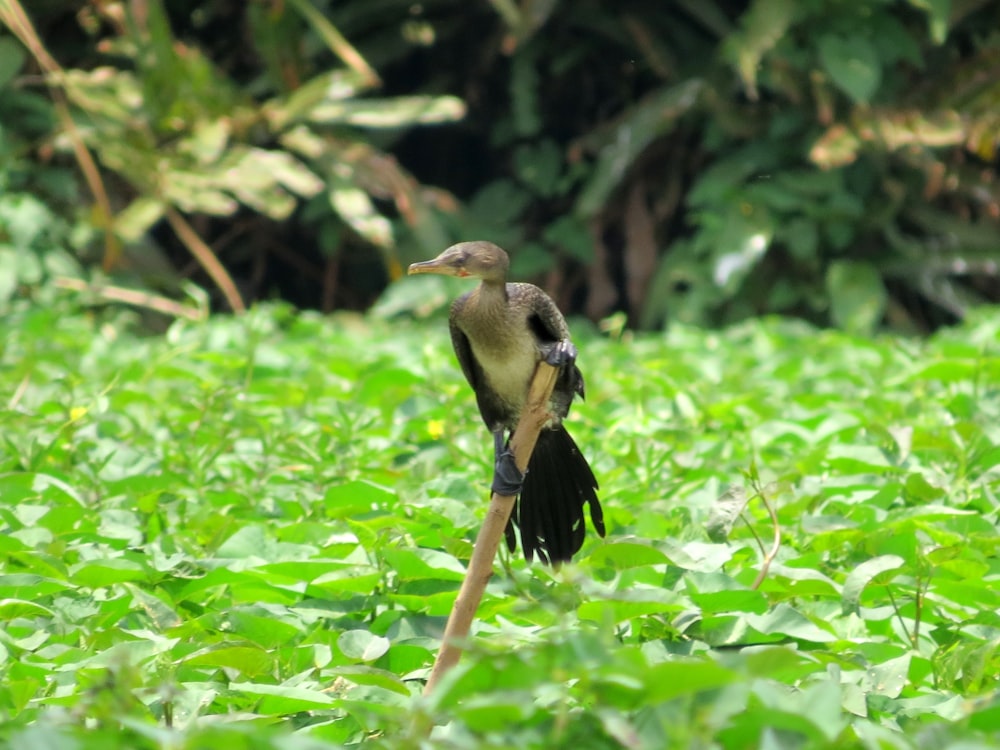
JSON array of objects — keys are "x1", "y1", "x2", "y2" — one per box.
[{"x1": 408, "y1": 241, "x2": 509, "y2": 283}]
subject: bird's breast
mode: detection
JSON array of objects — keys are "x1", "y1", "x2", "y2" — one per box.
[{"x1": 468, "y1": 334, "x2": 538, "y2": 411}]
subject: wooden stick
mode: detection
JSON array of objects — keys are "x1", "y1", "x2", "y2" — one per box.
[{"x1": 422, "y1": 360, "x2": 559, "y2": 695}]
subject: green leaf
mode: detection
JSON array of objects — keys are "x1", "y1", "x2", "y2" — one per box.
[
  {"x1": 381, "y1": 548, "x2": 465, "y2": 581},
  {"x1": 826, "y1": 260, "x2": 887, "y2": 333},
  {"x1": 706, "y1": 486, "x2": 749, "y2": 542},
  {"x1": 0, "y1": 598, "x2": 54, "y2": 618},
  {"x1": 332, "y1": 665, "x2": 410, "y2": 695},
  {"x1": 842, "y1": 555, "x2": 905, "y2": 614},
  {"x1": 726, "y1": 0, "x2": 798, "y2": 97},
  {"x1": 324, "y1": 480, "x2": 396, "y2": 517},
  {"x1": 185, "y1": 644, "x2": 274, "y2": 677},
  {"x1": 861, "y1": 653, "x2": 911, "y2": 698},
  {"x1": 338, "y1": 630, "x2": 391, "y2": 662},
  {"x1": 230, "y1": 681, "x2": 335, "y2": 713},
  {"x1": 514, "y1": 140, "x2": 563, "y2": 198},
  {"x1": 309, "y1": 96, "x2": 466, "y2": 127},
  {"x1": 907, "y1": 0, "x2": 951, "y2": 43},
  {"x1": 0, "y1": 37, "x2": 26, "y2": 89},
  {"x1": 644, "y1": 660, "x2": 739, "y2": 701},
  {"x1": 818, "y1": 34, "x2": 882, "y2": 104},
  {"x1": 745, "y1": 604, "x2": 836, "y2": 642},
  {"x1": 588, "y1": 542, "x2": 670, "y2": 569},
  {"x1": 71, "y1": 559, "x2": 150, "y2": 587},
  {"x1": 542, "y1": 216, "x2": 592, "y2": 263},
  {"x1": 575, "y1": 80, "x2": 703, "y2": 217},
  {"x1": 328, "y1": 179, "x2": 393, "y2": 248}
]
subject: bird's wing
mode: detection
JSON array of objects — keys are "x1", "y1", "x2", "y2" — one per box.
[
  {"x1": 513, "y1": 283, "x2": 586, "y2": 403},
  {"x1": 511, "y1": 283, "x2": 571, "y2": 343},
  {"x1": 448, "y1": 292, "x2": 480, "y2": 390}
]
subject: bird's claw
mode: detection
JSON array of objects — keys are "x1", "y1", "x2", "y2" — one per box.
[
  {"x1": 491, "y1": 449, "x2": 524, "y2": 496},
  {"x1": 545, "y1": 339, "x2": 577, "y2": 368}
]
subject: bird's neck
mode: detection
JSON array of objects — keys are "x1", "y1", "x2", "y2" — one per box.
[
  {"x1": 475, "y1": 278, "x2": 508, "y2": 309},
  {"x1": 463, "y1": 279, "x2": 515, "y2": 342}
]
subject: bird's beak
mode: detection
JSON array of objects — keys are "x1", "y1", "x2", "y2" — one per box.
[{"x1": 407, "y1": 255, "x2": 469, "y2": 277}]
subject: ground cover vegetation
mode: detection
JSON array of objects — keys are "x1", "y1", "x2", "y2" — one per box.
[
  {"x1": 3, "y1": 0, "x2": 1000, "y2": 747},
  {"x1": 1, "y1": 1, "x2": 999, "y2": 329},
  {"x1": 1, "y1": 294, "x2": 999, "y2": 748}
]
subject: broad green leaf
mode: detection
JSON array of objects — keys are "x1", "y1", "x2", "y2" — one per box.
[
  {"x1": 216, "y1": 524, "x2": 278, "y2": 560},
  {"x1": 381, "y1": 548, "x2": 465, "y2": 581},
  {"x1": 644, "y1": 660, "x2": 739, "y2": 701},
  {"x1": 332, "y1": 665, "x2": 410, "y2": 695},
  {"x1": 324, "y1": 480, "x2": 396, "y2": 517},
  {"x1": 338, "y1": 630, "x2": 390, "y2": 662},
  {"x1": 818, "y1": 34, "x2": 882, "y2": 104},
  {"x1": 71, "y1": 559, "x2": 150, "y2": 587},
  {"x1": 842, "y1": 555, "x2": 905, "y2": 614},
  {"x1": 0, "y1": 37, "x2": 26, "y2": 89},
  {"x1": 0, "y1": 575, "x2": 71, "y2": 597},
  {"x1": 826, "y1": 260, "x2": 887, "y2": 334},
  {"x1": 907, "y1": 0, "x2": 951, "y2": 43},
  {"x1": 690, "y1": 589, "x2": 769, "y2": 615},
  {"x1": 185, "y1": 644, "x2": 274, "y2": 677},
  {"x1": 0, "y1": 599, "x2": 54, "y2": 618},
  {"x1": 725, "y1": 0, "x2": 798, "y2": 97},
  {"x1": 746, "y1": 604, "x2": 836, "y2": 642},
  {"x1": 455, "y1": 696, "x2": 534, "y2": 731},
  {"x1": 588, "y1": 542, "x2": 670, "y2": 569},
  {"x1": 861, "y1": 653, "x2": 911, "y2": 698},
  {"x1": 230, "y1": 681, "x2": 335, "y2": 713},
  {"x1": 578, "y1": 596, "x2": 683, "y2": 624},
  {"x1": 542, "y1": 216, "x2": 592, "y2": 263}
]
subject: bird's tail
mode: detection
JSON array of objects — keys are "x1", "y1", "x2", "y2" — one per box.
[{"x1": 505, "y1": 425, "x2": 604, "y2": 564}]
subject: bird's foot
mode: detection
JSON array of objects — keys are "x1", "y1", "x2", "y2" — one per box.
[
  {"x1": 491, "y1": 449, "x2": 524, "y2": 496},
  {"x1": 545, "y1": 339, "x2": 577, "y2": 368}
]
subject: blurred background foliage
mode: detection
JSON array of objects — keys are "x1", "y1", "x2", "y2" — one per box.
[{"x1": 1, "y1": 0, "x2": 999, "y2": 332}]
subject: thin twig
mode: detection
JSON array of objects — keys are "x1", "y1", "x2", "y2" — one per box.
[
  {"x1": 749, "y1": 480, "x2": 781, "y2": 590},
  {"x1": 422, "y1": 360, "x2": 559, "y2": 696},
  {"x1": 885, "y1": 585, "x2": 913, "y2": 646},
  {"x1": 9, "y1": 373, "x2": 30, "y2": 410},
  {"x1": 913, "y1": 572, "x2": 931, "y2": 647},
  {"x1": 0, "y1": 0, "x2": 120, "y2": 266},
  {"x1": 165, "y1": 208, "x2": 246, "y2": 313},
  {"x1": 284, "y1": 0, "x2": 380, "y2": 87},
  {"x1": 54, "y1": 277, "x2": 205, "y2": 321}
]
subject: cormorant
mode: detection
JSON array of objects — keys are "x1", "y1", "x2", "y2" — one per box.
[{"x1": 409, "y1": 241, "x2": 604, "y2": 564}]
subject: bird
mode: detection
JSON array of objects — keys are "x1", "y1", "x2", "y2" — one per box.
[{"x1": 408, "y1": 240, "x2": 604, "y2": 564}]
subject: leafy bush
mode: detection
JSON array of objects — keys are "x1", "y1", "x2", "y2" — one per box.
[
  {"x1": 2, "y1": 303, "x2": 1000, "y2": 747},
  {"x1": 435, "y1": 0, "x2": 1000, "y2": 331},
  {"x1": 2, "y1": 1, "x2": 1000, "y2": 328}
]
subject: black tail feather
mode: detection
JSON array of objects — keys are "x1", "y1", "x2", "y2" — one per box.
[{"x1": 504, "y1": 425, "x2": 603, "y2": 564}]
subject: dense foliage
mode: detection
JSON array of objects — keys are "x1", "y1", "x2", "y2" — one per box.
[
  {"x1": 2, "y1": 295, "x2": 999, "y2": 747},
  {"x1": 2, "y1": 0, "x2": 999, "y2": 329}
]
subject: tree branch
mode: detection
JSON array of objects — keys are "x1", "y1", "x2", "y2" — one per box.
[{"x1": 422, "y1": 359, "x2": 559, "y2": 696}]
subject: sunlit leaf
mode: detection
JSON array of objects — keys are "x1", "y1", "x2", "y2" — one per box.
[
  {"x1": 310, "y1": 96, "x2": 466, "y2": 128},
  {"x1": 842, "y1": 555, "x2": 905, "y2": 614}
]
